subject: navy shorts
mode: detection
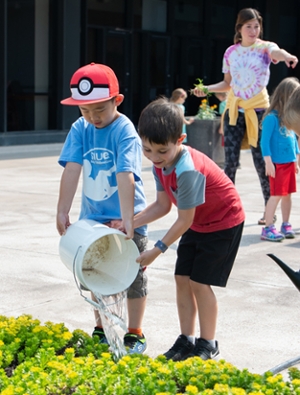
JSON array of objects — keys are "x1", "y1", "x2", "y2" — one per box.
[{"x1": 175, "y1": 222, "x2": 244, "y2": 287}]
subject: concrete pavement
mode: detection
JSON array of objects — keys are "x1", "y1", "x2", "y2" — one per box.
[{"x1": 0, "y1": 144, "x2": 300, "y2": 375}]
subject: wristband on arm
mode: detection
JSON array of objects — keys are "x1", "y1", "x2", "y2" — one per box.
[{"x1": 154, "y1": 240, "x2": 168, "y2": 253}]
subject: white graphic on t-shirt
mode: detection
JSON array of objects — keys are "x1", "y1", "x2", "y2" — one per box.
[{"x1": 83, "y1": 159, "x2": 118, "y2": 201}]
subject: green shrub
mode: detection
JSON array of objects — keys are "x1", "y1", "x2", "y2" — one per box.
[{"x1": 0, "y1": 315, "x2": 299, "y2": 395}]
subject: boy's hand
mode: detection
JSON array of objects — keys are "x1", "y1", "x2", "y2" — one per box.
[
  {"x1": 56, "y1": 213, "x2": 71, "y2": 236},
  {"x1": 121, "y1": 218, "x2": 134, "y2": 239},
  {"x1": 107, "y1": 219, "x2": 134, "y2": 239},
  {"x1": 107, "y1": 219, "x2": 123, "y2": 229},
  {"x1": 136, "y1": 248, "x2": 161, "y2": 267}
]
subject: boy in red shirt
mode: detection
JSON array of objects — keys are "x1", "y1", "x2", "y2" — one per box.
[{"x1": 133, "y1": 97, "x2": 245, "y2": 361}]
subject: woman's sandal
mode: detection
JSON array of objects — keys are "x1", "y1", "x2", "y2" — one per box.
[{"x1": 258, "y1": 214, "x2": 277, "y2": 225}]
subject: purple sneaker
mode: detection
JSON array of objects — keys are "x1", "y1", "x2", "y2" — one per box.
[
  {"x1": 280, "y1": 222, "x2": 295, "y2": 239},
  {"x1": 261, "y1": 225, "x2": 284, "y2": 242}
]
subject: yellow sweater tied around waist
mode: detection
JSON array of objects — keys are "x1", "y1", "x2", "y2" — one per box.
[{"x1": 224, "y1": 88, "x2": 269, "y2": 148}]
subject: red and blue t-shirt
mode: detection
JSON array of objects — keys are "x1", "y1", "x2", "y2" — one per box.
[{"x1": 153, "y1": 146, "x2": 245, "y2": 233}]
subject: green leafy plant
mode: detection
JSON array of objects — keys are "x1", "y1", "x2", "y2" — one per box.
[
  {"x1": 0, "y1": 314, "x2": 300, "y2": 395},
  {"x1": 190, "y1": 78, "x2": 211, "y2": 97},
  {"x1": 189, "y1": 78, "x2": 218, "y2": 120}
]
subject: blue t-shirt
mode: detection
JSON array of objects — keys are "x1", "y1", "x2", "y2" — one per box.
[
  {"x1": 59, "y1": 114, "x2": 147, "y2": 236},
  {"x1": 260, "y1": 110, "x2": 299, "y2": 164}
]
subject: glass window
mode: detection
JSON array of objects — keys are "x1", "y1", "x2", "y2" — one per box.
[
  {"x1": 278, "y1": 15, "x2": 297, "y2": 47},
  {"x1": 87, "y1": 0, "x2": 125, "y2": 28},
  {"x1": 7, "y1": 0, "x2": 49, "y2": 131},
  {"x1": 264, "y1": 1, "x2": 297, "y2": 48},
  {"x1": 133, "y1": 0, "x2": 142, "y2": 29},
  {"x1": 141, "y1": 0, "x2": 167, "y2": 32},
  {"x1": 87, "y1": 28, "x2": 104, "y2": 63},
  {"x1": 174, "y1": 0, "x2": 204, "y2": 36},
  {"x1": 150, "y1": 38, "x2": 168, "y2": 87},
  {"x1": 210, "y1": 2, "x2": 236, "y2": 40}
]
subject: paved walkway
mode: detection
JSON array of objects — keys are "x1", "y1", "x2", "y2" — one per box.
[{"x1": 0, "y1": 144, "x2": 299, "y2": 375}]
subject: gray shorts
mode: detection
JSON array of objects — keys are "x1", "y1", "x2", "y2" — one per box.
[
  {"x1": 81, "y1": 232, "x2": 148, "y2": 299},
  {"x1": 127, "y1": 232, "x2": 148, "y2": 299}
]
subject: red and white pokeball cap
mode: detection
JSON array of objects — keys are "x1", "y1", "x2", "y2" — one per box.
[{"x1": 61, "y1": 63, "x2": 119, "y2": 105}]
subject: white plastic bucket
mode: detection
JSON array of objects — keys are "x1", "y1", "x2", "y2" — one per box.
[{"x1": 59, "y1": 219, "x2": 140, "y2": 296}]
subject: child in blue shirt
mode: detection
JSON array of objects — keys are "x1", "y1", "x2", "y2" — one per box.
[
  {"x1": 56, "y1": 63, "x2": 148, "y2": 353},
  {"x1": 170, "y1": 88, "x2": 194, "y2": 143},
  {"x1": 260, "y1": 77, "x2": 300, "y2": 242}
]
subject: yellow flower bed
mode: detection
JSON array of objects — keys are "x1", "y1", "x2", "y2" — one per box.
[{"x1": 0, "y1": 315, "x2": 300, "y2": 395}]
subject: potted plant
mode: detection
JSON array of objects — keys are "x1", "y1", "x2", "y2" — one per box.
[
  {"x1": 186, "y1": 79, "x2": 224, "y2": 167},
  {"x1": 196, "y1": 99, "x2": 218, "y2": 120}
]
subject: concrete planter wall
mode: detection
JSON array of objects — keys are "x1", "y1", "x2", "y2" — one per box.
[{"x1": 186, "y1": 118, "x2": 224, "y2": 167}]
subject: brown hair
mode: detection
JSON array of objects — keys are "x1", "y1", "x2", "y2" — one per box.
[
  {"x1": 138, "y1": 97, "x2": 183, "y2": 144},
  {"x1": 282, "y1": 85, "x2": 300, "y2": 135},
  {"x1": 170, "y1": 88, "x2": 187, "y2": 102},
  {"x1": 234, "y1": 8, "x2": 263, "y2": 44},
  {"x1": 264, "y1": 77, "x2": 300, "y2": 124}
]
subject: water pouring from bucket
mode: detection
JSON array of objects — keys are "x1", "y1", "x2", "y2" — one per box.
[{"x1": 59, "y1": 219, "x2": 140, "y2": 358}]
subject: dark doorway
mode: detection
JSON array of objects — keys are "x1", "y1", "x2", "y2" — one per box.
[
  {"x1": 86, "y1": 27, "x2": 132, "y2": 116},
  {"x1": 138, "y1": 33, "x2": 171, "y2": 115}
]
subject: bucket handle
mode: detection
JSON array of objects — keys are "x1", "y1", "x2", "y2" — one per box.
[
  {"x1": 72, "y1": 247, "x2": 90, "y2": 297},
  {"x1": 72, "y1": 246, "x2": 98, "y2": 305},
  {"x1": 72, "y1": 246, "x2": 105, "y2": 308},
  {"x1": 72, "y1": 246, "x2": 127, "y2": 331}
]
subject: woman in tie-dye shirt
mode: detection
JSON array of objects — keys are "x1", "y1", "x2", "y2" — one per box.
[{"x1": 193, "y1": 8, "x2": 298, "y2": 225}]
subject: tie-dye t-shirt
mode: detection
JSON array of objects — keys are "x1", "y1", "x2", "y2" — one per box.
[{"x1": 222, "y1": 39, "x2": 279, "y2": 100}]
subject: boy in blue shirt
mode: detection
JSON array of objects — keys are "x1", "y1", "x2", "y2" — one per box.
[{"x1": 56, "y1": 63, "x2": 148, "y2": 353}]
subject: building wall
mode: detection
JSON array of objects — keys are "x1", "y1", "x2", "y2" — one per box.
[{"x1": 0, "y1": 0, "x2": 299, "y2": 146}]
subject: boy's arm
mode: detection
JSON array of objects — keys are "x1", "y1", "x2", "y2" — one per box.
[
  {"x1": 136, "y1": 205, "x2": 195, "y2": 267},
  {"x1": 134, "y1": 190, "x2": 173, "y2": 228},
  {"x1": 56, "y1": 162, "x2": 81, "y2": 235},
  {"x1": 116, "y1": 172, "x2": 135, "y2": 239}
]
